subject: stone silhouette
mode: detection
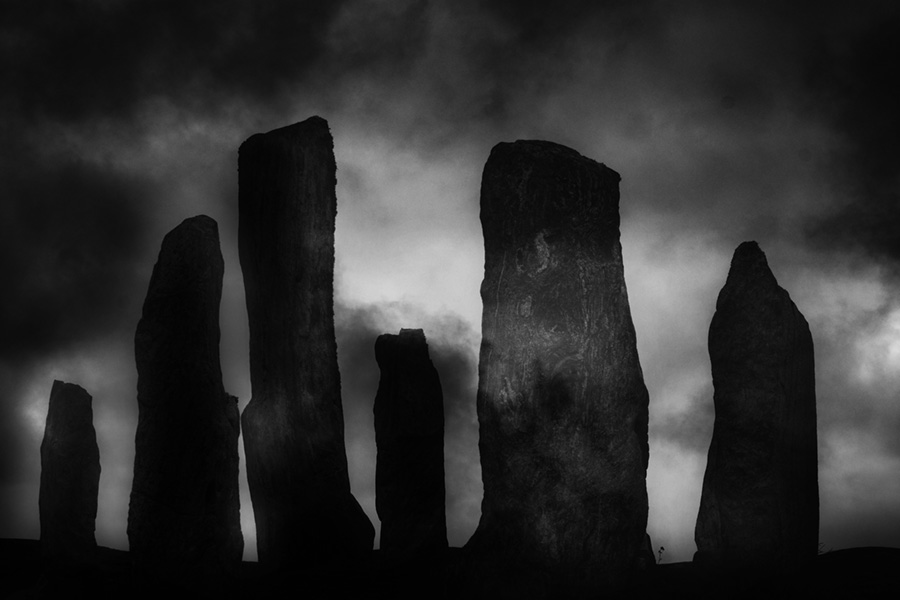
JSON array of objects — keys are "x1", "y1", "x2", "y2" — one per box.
[
  {"x1": 128, "y1": 215, "x2": 243, "y2": 592},
  {"x1": 39, "y1": 380, "x2": 100, "y2": 564},
  {"x1": 695, "y1": 241, "x2": 818, "y2": 568},
  {"x1": 466, "y1": 140, "x2": 650, "y2": 596},
  {"x1": 239, "y1": 116, "x2": 374, "y2": 572},
  {"x1": 374, "y1": 329, "x2": 447, "y2": 561}
]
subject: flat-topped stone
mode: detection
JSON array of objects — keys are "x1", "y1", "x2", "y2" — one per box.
[{"x1": 466, "y1": 139, "x2": 650, "y2": 596}]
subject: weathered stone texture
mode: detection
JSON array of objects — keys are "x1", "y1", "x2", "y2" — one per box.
[
  {"x1": 39, "y1": 380, "x2": 100, "y2": 564},
  {"x1": 128, "y1": 215, "x2": 243, "y2": 591},
  {"x1": 695, "y1": 241, "x2": 818, "y2": 568},
  {"x1": 374, "y1": 329, "x2": 447, "y2": 561},
  {"x1": 466, "y1": 140, "x2": 650, "y2": 596},
  {"x1": 238, "y1": 116, "x2": 373, "y2": 571}
]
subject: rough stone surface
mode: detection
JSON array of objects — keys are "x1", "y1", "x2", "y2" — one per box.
[
  {"x1": 695, "y1": 241, "x2": 818, "y2": 568},
  {"x1": 39, "y1": 380, "x2": 100, "y2": 564},
  {"x1": 466, "y1": 140, "x2": 650, "y2": 596},
  {"x1": 128, "y1": 215, "x2": 243, "y2": 592},
  {"x1": 374, "y1": 329, "x2": 447, "y2": 562},
  {"x1": 239, "y1": 116, "x2": 374, "y2": 572}
]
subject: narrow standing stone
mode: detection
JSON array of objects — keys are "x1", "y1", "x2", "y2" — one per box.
[
  {"x1": 128, "y1": 215, "x2": 242, "y2": 592},
  {"x1": 466, "y1": 140, "x2": 650, "y2": 596},
  {"x1": 374, "y1": 329, "x2": 447, "y2": 562},
  {"x1": 239, "y1": 117, "x2": 374, "y2": 573},
  {"x1": 695, "y1": 241, "x2": 818, "y2": 568},
  {"x1": 40, "y1": 380, "x2": 100, "y2": 564}
]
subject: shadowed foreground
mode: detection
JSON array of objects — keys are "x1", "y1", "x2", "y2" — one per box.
[{"x1": 1, "y1": 539, "x2": 898, "y2": 599}]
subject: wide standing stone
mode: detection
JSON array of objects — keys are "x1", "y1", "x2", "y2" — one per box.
[
  {"x1": 374, "y1": 329, "x2": 447, "y2": 561},
  {"x1": 239, "y1": 117, "x2": 373, "y2": 572},
  {"x1": 39, "y1": 380, "x2": 100, "y2": 564},
  {"x1": 466, "y1": 140, "x2": 650, "y2": 596},
  {"x1": 695, "y1": 241, "x2": 818, "y2": 568},
  {"x1": 128, "y1": 215, "x2": 242, "y2": 592}
]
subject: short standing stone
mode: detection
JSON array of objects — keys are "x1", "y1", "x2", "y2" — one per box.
[
  {"x1": 239, "y1": 117, "x2": 374, "y2": 573},
  {"x1": 466, "y1": 140, "x2": 650, "y2": 596},
  {"x1": 695, "y1": 241, "x2": 818, "y2": 568},
  {"x1": 40, "y1": 380, "x2": 100, "y2": 564},
  {"x1": 128, "y1": 215, "x2": 243, "y2": 591},
  {"x1": 374, "y1": 329, "x2": 447, "y2": 561}
]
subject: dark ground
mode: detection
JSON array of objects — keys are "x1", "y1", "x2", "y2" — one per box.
[{"x1": 1, "y1": 538, "x2": 898, "y2": 599}]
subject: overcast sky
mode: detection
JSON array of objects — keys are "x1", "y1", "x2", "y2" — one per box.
[{"x1": 1, "y1": 0, "x2": 898, "y2": 563}]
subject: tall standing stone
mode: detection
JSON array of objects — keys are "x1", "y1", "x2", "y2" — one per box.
[
  {"x1": 466, "y1": 140, "x2": 650, "y2": 596},
  {"x1": 374, "y1": 329, "x2": 447, "y2": 561},
  {"x1": 128, "y1": 215, "x2": 242, "y2": 592},
  {"x1": 239, "y1": 117, "x2": 374, "y2": 573},
  {"x1": 40, "y1": 380, "x2": 100, "y2": 564},
  {"x1": 695, "y1": 241, "x2": 818, "y2": 568}
]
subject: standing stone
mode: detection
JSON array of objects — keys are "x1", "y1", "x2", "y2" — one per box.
[
  {"x1": 128, "y1": 215, "x2": 243, "y2": 592},
  {"x1": 695, "y1": 241, "x2": 818, "y2": 568},
  {"x1": 466, "y1": 140, "x2": 650, "y2": 596},
  {"x1": 239, "y1": 117, "x2": 374, "y2": 573},
  {"x1": 39, "y1": 380, "x2": 100, "y2": 564},
  {"x1": 374, "y1": 329, "x2": 447, "y2": 562}
]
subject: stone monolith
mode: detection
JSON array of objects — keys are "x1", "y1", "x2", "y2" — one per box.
[
  {"x1": 466, "y1": 140, "x2": 650, "y2": 596},
  {"x1": 239, "y1": 117, "x2": 374, "y2": 573},
  {"x1": 374, "y1": 329, "x2": 447, "y2": 562},
  {"x1": 39, "y1": 380, "x2": 100, "y2": 564},
  {"x1": 695, "y1": 241, "x2": 818, "y2": 569},
  {"x1": 128, "y1": 215, "x2": 242, "y2": 592}
]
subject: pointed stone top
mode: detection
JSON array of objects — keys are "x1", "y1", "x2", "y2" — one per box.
[
  {"x1": 699, "y1": 240, "x2": 818, "y2": 568},
  {"x1": 239, "y1": 115, "x2": 332, "y2": 152},
  {"x1": 730, "y1": 241, "x2": 770, "y2": 274},
  {"x1": 718, "y1": 241, "x2": 781, "y2": 306}
]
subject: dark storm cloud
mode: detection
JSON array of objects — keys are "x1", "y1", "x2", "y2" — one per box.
[
  {"x1": 802, "y1": 10, "x2": 900, "y2": 262},
  {"x1": 470, "y1": 0, "x2": 899, "y2": 270},
  {"x1": 0, "y1": 155, "x2": 154, "y2": 365},
  {"x1": 324, "y1": 1, "x2": 430, "y2": 74},
  {"x1": 0, "y1": 0, "x2": 349, "y2": 122},
  {"x1": 0, "y1": 147, "x2": 154, "y2": 363},
  {"x1": 480, "y1": 0, "x2": 658, "y2": 45},
  {"x1": 456, "y1": 0, "x2": 667, "y2": 127}
]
